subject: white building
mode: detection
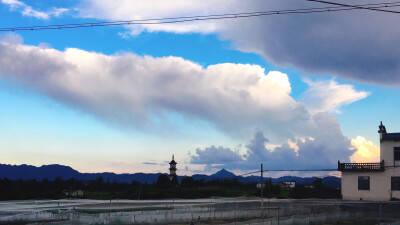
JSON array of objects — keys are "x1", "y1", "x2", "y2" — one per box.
[
  {"x1": 339, "y1": 122, "x2": 400, "y2": 201},
  {"x1": 277, "y1": 181, "x2": 296, "y2": 189}
]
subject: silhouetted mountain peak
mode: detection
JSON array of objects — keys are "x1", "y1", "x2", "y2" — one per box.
[{"x1": 211, "y1": 169, "x2": 235, "y2": 178}]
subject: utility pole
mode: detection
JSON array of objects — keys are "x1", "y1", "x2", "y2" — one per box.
[
  {"x1": 261, "y1": 163, "x2": 264, "y2": 221},
  {"x1": 261, "y1": 163, "x2": 264, "y2": 207}
]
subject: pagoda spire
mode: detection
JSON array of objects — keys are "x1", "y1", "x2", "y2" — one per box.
[{"x1": 169, "y1": 154, "x2": 177, "y2": 177}]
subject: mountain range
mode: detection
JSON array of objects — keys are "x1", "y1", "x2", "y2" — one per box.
[{"x1": 0, "y1": 164, "x2": 341, "y2": 188}]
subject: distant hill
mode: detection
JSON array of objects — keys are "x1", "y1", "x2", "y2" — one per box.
[
  {"x1": 0, "y1": 164, "x2": 162, "y2": 184},
  {"x1": 191, "y1": 169, "x2": 236, "y2": 182},
  {"x1": 211, "y1": 169, "x2": 236, "y2": 178},
  {"x1": 0, "y1": 164, "x2": 341, "y2": 188}
]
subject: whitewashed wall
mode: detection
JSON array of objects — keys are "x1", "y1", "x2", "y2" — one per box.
[{"x1": 342, "y1": 139, "x2": 400, "y2": 201}]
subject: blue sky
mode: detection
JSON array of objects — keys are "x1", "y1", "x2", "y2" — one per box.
[{"x1": 0, "y1": 0, "x2": 399, "y2": 176}]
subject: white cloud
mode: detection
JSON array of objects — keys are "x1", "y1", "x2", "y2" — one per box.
[
  {"x1": 0, "y1": 40, "x2": 303, "y2": 137},
  {"x1": 191, "y1": 146, "x2": 243, "y2": 164},
  {"x1": 0, "y1": 37, "x2": 366, "y2": 171},
  {"x1": 79, "y1": 0, "x2": 400, "y2": 85},
  {"x1": 350, "y1": 136, "x2": 380, "y2": 163},
  {"x1": 0, "y1": 33, "x2": 23, "y2": 44},
  {"x1": 0, "y1": 37, "x2": 368, "y2": 139},
  {"x1": 78, "y1": 0, "x2": 233, "y2": 34},
  {"x1": 1, "y1": 0, "x2": 68, "y2": 19},
  {"x1": 191, "y1": 125, "x2": 354, "y2": 171},
  {"x1": 302, "y1": 79, "x2": 369, "y2": 113}
]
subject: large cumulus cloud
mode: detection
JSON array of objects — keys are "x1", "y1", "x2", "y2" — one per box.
[
  {"x1": 190, "y1": 113, "x2": 354, "y2": 171},
  {"x1": 0, "y1": 39, "x2": 301, "y2": 137},
  {"x1": 0, "y1": 38, "x2": 368, "y2": 170},
  {"x1": 350, "y1": 136, "x2": 380, "y2": 163},
  {"x1": 79, "y1": 0, "x2": 400, "y2": 85},
  {"x1": 0, "y1": 39, "x2": 367, "y2": 139}
]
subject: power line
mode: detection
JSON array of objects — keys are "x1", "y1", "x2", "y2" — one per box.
[
  {"x1": 237, "y1": 168, "x2": 338, "y2": 177},
  {"x1": 237, "y1": 170, "x2": 261, "y2": 177},
  {"x1": 307, "y1": 0, "x2": 400, "y2": 14},
  {"x1": 1, "y1": 2, "x2": 400, "y2": 32},
  {"x1": 263, "y1": 169, "x2": 337, "y2": 172},
  {"x1": 213, "y1": 163, "x2": 400, "y2": 178},
  {"x1": 232, "y1": 162, "x2": 400, "y2": 177}
]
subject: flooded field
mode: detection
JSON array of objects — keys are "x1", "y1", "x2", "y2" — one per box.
[{"x1": 1, "y1": 198, "x2": 400, "y2": 225}]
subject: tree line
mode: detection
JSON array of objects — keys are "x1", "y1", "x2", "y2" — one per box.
[{"x1": 0, "y1": 175, "x2": 340, "y2": 200}]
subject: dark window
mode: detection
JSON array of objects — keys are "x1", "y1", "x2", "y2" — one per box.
[
  {"x1": 395, "y1": 147, "x2": 400, "y2": 161},
  {"x1": 358, "y1": 176, "x2": 370, "y2": 190},
  {"x1": 392, "y1": 177, "x2": 400, "y2": 190}
]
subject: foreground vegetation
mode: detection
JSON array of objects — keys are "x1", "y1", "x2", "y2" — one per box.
[{"x1": 0, "y1": 175, "x2": 340, "y2": 200}]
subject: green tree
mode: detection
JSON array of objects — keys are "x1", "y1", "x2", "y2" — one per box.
[
  {"x1": 265, "y1": 178, "x2": 274, "y2": 197},
  {"x1": 180, "y1": 176, "x2": 195, "y2": 188},
  {"x1": 156, "y1": 174, "x2": 171, "y2": 188},
  {"x1": 312, "y1": 178, "x2": 324, "y2": 189}
]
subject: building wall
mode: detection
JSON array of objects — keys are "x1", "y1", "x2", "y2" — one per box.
[
  {"x1": 381, "y1": 140, "x2": 400, "y2": 167},
  {"x1": 342, "y1": 140, "x2": 400, "y2": 201},
  {"x1": 342, "y1": 172, "x2": 389, "y2": 201}
]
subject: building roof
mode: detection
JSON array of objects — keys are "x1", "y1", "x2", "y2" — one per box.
[
  {"x1": 169, "y1": 154, "x2": 177, "y2": 165},
  {"x1": 382, "y1": 133, "x2": 400, "y2": 142}
]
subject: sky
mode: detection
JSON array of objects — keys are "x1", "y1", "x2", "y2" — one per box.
[{"x1": 0, "y1": 0, "x2": 399, "y2": 177}]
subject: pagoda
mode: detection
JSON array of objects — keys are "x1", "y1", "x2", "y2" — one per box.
[{"x1": 169, "y1": 154, "x2": 177, "y2": 178}]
